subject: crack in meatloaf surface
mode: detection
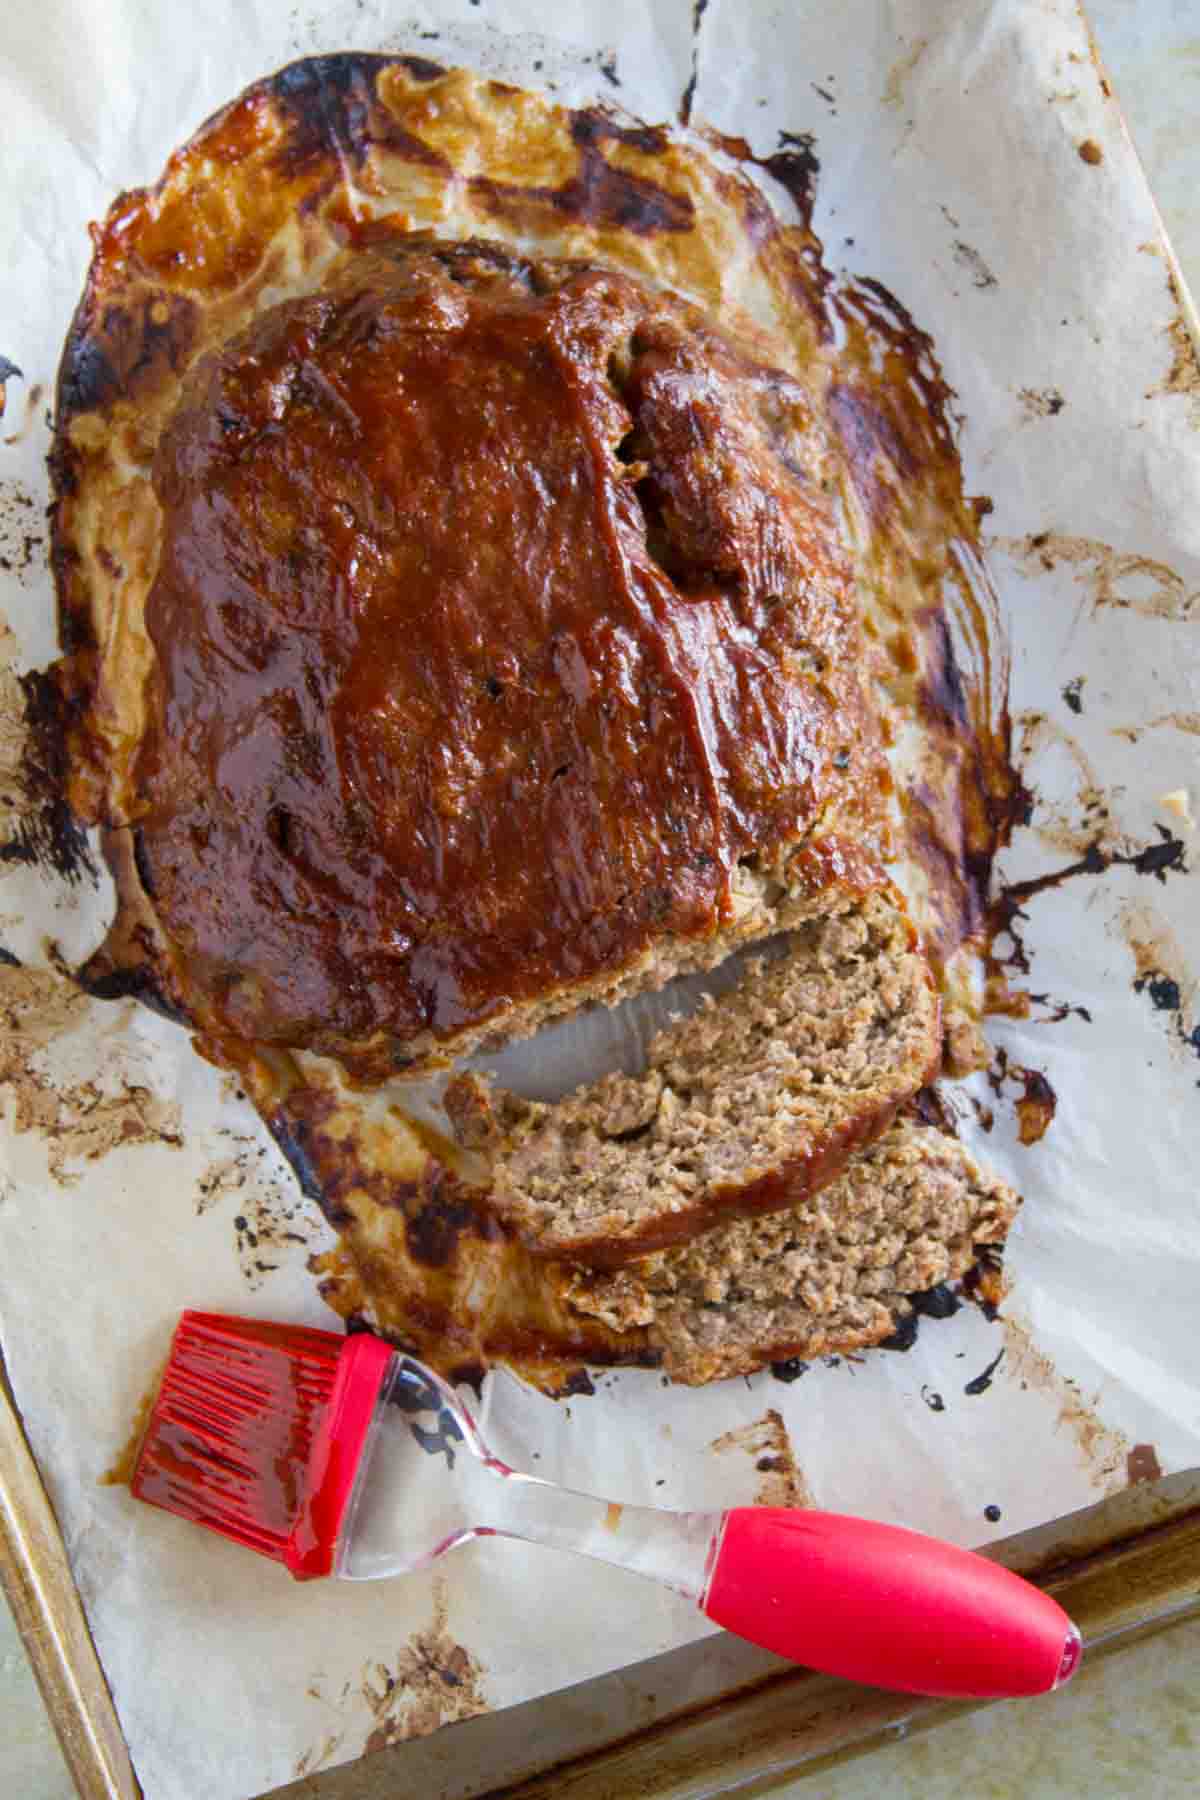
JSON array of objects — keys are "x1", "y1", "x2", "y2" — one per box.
[{"x1": 93, "y1": 238, "x2": 889, "y2": 1079}]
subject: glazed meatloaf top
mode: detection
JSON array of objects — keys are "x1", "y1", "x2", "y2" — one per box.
[{"x1": 97, "y1": 238, "x2": 888, "y2": 1077}]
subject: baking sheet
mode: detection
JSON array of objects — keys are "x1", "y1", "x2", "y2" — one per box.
[{"x1": 1, "y1": 2, "x2": 1199, "y2": 1797}]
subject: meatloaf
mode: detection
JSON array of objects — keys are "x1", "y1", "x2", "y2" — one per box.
[
  {"x1": 49, "y1": 58, "x2": 1024, "y2": 1390},
  {"x1": 445, "y1": 890, "x2": 940, "y2": 1263}
]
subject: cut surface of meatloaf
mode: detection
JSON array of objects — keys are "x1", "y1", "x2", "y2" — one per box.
[
  {"x1": 561, "y1": 1118, "x2": 1019, "y2": 1383},
  {"x1": 444, "y1": 890, "x2": 941, "y2": 1265}
]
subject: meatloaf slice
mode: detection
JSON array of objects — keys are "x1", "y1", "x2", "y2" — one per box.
[
  {"x1": 560, "y1": 1118, "x2": 1019, "y2": 1383},
  {"x1": 445, "y1": 890, "x2": 940, "y2": 1265}
]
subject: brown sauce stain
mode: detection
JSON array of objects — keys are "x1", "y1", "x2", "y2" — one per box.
[
  {"x1": 195, "y1": 1131, "x2": 321, "y2": 1289},
  {"x1": 985, "y1": 1048, "x2": 1056, "y2": 1145},
  {"x1": 1126, "y1": 1443, "x2": 1164, "y2": 1486},
  {"x1": 0, "y1": 960, "x2": 183, "y2": 1184},
  {"x1": 951, "y1": 240, "x2": 998, "y2": 292},
  {"x1": 1121, "y1": 903, "x2": 1200, "y2": 1066},
  {"x1": 100, "y1": 1363, "x2": 166, "y2": 1486},
  {"x1": 361, "y1": 1580, "x2": 487, "y2": 1756},
  {"x1": 1025, "y1": 992, "x2": 1093, "y2": 1026},
  {"x1": 295, "y1": 1574, "x2": 487, "y2": 1776},
  {"x1": 961, "y1": 1242, "x2": 1008, "y2": 1319},
  {"x1": 711, "y1": 1408, "x2": 811, "y2": 1507},
  {"x1": 1011, "y1": 708, "x2": 1113, "y2": 859},
  {"x1": 0, "y1": 479, "x2": 47, "y2": 583},
  {"x1": 557, "y1": 1367, "x2": 598, "y2": 1398},
  {"x1": 604, "y1": 1501, "x2": 624, "y2": 1531},
  {"x1": 1014, "y1": 1072, "x2": 1056, "y2": 1145},
  {"x1": 1002, "y1": 1317, "x2": 1130, "y2": 1495},
  {"x1": 1147, "y1": 265, "x2": 1200, "y2": 423},
  {"x1": 0, "y1": 602, "x2": 95, "y2": 886},
  {"x1": 816, "y1": 272, "x2": 1027, "y2": 973},
  {"x1": 986, "y1": 825, "x2": 1189, "y2": 997},
  {"x1": 997, "y1": 531, "x2": 1199, "y2": 622},
  {"x1": 1078, "y1": 138, "x2": 1103, "y2": 165},
  {"x1": 1017, "y1": 386, "x2": 1065, "y2": 420},
  {"x1": 0, "y1": 668, "x2": 96, "y2": 884},
  {"x1": 968, "y1": 1094, "x2": 995, "y2": 1132},
  {"x1": 963, "y1": 1345, "x2": 1005, "y2": 1396},
  {"x1": 759, "y1": 134, "x2": 822, "y2": 236},
  {"x1": 292, "y1": 1729, "x2": 346, "y2": 1781},
  {"x1": 882, "y1": 38, "x2": 928, "y2": 109},
  {"x1": 1079, "y1": 13, "x2": 1116, "y2": 103},
  {"x1": 676, "y1": 0, "x2": 710, "y2": 128},
  {"x1": 1112, "y1": 710, "x2": 1200, "y2": 744},
  {"x1": 1150, "y1": 315, "x2": 1200, "y2": 407},
  {"x1": 3, "y1": 381, "x2": 45, "y2": 447},
  {"x1": 10, "y1": 1072, "x2": 183, "y2": 1184}
]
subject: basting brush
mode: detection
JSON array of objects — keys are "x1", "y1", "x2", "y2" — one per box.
[{"x1": 130, "y1": 1311, "x2": 1081, "y2": 1699}]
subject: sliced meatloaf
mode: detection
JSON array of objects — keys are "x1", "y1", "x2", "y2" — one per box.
[
  {"x1": 445, "y1": 890, "x2": 941, "y2": 1265},
  {"x1": 560, "y1": 1118, "x2": 1019, "y2": 1383}
]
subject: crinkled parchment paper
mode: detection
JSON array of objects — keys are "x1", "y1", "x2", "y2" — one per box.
[{"x1": 1, "y1": 3, "x2": 1198, "y2": 1796}]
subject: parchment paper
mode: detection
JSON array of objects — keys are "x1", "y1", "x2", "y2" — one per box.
[{"x1": 2, "y1": 3, "x2": 1199, "y2": 1797}]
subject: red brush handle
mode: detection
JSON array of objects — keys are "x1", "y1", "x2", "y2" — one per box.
[{"x1": 702, "y1": 1508, "x2": 1080, "y2": 1698}]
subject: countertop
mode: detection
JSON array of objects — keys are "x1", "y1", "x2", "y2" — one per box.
[{"x1": 3, "y1": 2, "x2": 1198, "y2": 1796}]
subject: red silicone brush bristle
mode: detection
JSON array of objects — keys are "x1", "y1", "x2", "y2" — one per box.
[{"x1": 131, "y1": 1312, "x2": 345, "y2": 1564}]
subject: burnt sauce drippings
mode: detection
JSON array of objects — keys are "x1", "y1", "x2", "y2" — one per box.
[
  {"x1": 963, "y1": 1347, "x2": 1005, "y2": 1396},
  {"x1": 986, "y1": 1049, "x2": 1058, "y2": 1146},
  {"x1": 0, "y1": 670, "x2": 97, "y2": 884}
]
